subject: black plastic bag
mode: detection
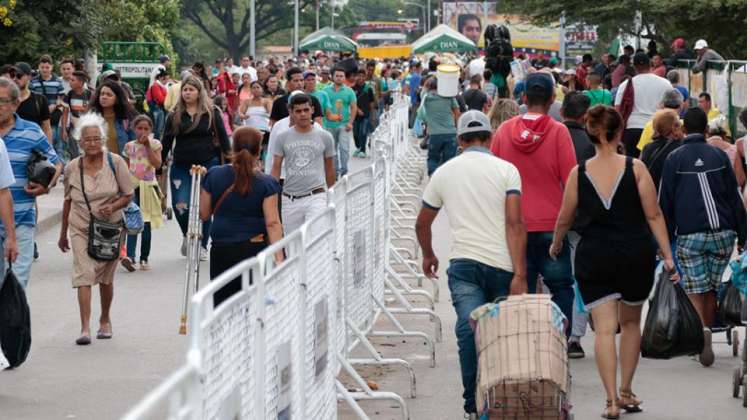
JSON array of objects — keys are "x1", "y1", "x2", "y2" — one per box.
[
  {"x1": 0, "y1": 267, "x2": 31, "y2": 368},
  {"x1": 719, "y1": 282, "x2": 744, "y2": 326},
  {"x1": 641, "y1": 272, "x2": 704, "y2": 359},
  {"x1": 26, "y1": 150, "x2": 56, "y2": 189}
]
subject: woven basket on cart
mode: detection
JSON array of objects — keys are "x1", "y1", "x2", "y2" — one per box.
[{"x1": 471, "y1": 295, "x2": 569, "y2": 419}]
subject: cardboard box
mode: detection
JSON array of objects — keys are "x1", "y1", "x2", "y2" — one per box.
[{"x1": 473, "y1": 295, "x2": 569, "y2": 418}]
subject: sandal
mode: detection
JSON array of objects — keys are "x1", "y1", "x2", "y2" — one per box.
[
  {"x1": 97, "y1": 323, "x2": 113, "y2": 339},
  {"x1": 601, "y1": 399, "x2": 620, "y2": 419},
  {"x1": 75, "y1": 333, "x2": 91, "y2": 346},
  {"x1": 618, "y1": 389, "x2": 643, "y2": 413}
]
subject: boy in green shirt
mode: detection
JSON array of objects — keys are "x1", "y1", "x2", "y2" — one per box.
[
  {"x1": 583, "y1": 72, "x2": 612, "y2": 107},
  {"x1": 323, "y1": 68, "x2": 358, "y2": 176}
]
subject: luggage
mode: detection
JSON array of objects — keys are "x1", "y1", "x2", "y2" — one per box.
[
  {"x1": 471, "y1": 295, "x2": 570, "y2": 419},
  {"x1": 720, "y1": 282, "x2": 744, "y2": 326},
  {"x1": 0, "y1": 266, "x2": 31, "y2": 368}
]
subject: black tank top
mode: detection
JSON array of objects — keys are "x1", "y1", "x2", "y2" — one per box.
[{"x1": 575, "y1": 157, "x2": 651, "y2": 242}]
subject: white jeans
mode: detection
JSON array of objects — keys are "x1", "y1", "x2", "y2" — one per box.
[{"x1": 281, "y1": 193, "x2": 327, "y2": 235}]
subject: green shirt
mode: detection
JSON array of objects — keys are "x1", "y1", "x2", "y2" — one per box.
[
  {"x1": 584, "y1": 88, "x2": 613, "y2": 107},
  {"x1": 316, "y1": 81, "x2": 332, "y2": 92},
  {"x1": 323, "y1": 84, "x2": 357, "y2": 128},
  {"x1": 417, "y1": 93, "x2": 459, "y2": 135},
  {"x1": 311, "y1": 90, "x2": 330, "y2": 116}
]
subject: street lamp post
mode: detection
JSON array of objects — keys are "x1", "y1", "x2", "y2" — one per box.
[
  {"x1": 294, "y1": 0, "x2": 300, "y2": 56},
  {"x1": 404, "y1": 1, "x2": 427, "y2": 33}
]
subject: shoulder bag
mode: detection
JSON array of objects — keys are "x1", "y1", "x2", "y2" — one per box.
[{"x1": 79, "y1": 156, "x2": 124, "y2": 261}]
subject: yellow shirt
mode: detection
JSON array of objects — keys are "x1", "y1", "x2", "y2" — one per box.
[{"x1": 708, "y1": 107, "x2": 731, "y2": 138}]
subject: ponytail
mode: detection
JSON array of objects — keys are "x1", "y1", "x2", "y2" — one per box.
[{"x1": 231, "y1": 126, "x2": 263, "y2": 195}]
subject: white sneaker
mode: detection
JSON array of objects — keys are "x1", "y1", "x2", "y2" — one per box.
[
  {"x1": 181, "y1": 237, "x2": 187, "y2": 257},
  {"x1": 200, "y1": 247, "x2": 208, "y2": 261}
]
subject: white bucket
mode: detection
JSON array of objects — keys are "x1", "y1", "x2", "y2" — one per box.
[{"x1": 436, "y1": 64, "x2": 460, "y2": 97}]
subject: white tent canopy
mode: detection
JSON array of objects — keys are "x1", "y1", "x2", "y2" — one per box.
[{"x1": 411, "y1": 24, "x2": 477, "y2": 54}]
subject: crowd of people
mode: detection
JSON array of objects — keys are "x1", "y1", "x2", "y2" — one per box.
[
  {"x1": 414, "y1": 37, "x2": 746, "y2": 419},
  {"x1": 0, "y1": 34, "x2": 744, "y2": 419}
]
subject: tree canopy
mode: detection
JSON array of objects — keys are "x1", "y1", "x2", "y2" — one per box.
[{"x1": 503, "y1": 0, "x2": 747, "y2": 58}]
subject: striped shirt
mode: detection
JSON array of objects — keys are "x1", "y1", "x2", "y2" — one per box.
[
  {"x1": 3, "y1": 115, "x2": 61, "y2": 227},
  {"x1": 29, "y1": 75, "x2": 65, "y2": 105}
]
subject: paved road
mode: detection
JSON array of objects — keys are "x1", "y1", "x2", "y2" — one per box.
[
  {"x1": 2, "y1": 155, "x2": 746, "y2": 420},
  {"x1": 342, "y1": 210, "x2": 747, "y2": 420}
]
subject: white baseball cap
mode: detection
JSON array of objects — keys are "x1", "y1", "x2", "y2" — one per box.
[
  {"x1": 457, "y1": 110, "x2": 492, "y2": 136},
  {"x1": 694, "y1": 39, "x2": 708, "y2": 50}
]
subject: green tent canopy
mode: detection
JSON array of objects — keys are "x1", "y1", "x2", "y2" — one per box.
[
  {"x1": 300, "y1": 27, "x2": 358, "y2": 52},
  {"x1": 412, "y1": 24, "x2": 477, "y2": 54}
]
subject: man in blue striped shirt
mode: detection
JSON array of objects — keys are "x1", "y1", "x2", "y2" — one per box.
[{"x1": 0, "y1": 77, "x2": 63, "y2": 288}]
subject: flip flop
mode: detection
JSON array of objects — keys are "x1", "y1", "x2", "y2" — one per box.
[{"x1": 75, "y1": 334, "x2": 91, "y2": 345}]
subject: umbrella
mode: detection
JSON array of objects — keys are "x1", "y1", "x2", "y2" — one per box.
[
  {"x1": 412, "y1": 24, "x2": 478, "y2": 54},
  {"x1": 300, "y1": 27, "x2": 358, "y2": 52}
]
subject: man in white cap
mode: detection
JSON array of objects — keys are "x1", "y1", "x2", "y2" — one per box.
[
  {"x1": 692, "y1": 39, "x2": 724, "y2": 73},
  {"x1": 416, "y1": 110, "x2": 527, "y2": 419}
]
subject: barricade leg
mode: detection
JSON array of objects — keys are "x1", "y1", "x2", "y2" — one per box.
[
  {"x1": 388, "y1": 250, "x2": 439, "y2": 302},
  {"x1": 338, "y1": 355, "x2": 410, "y2": 420},
  {"x1": 380, "y1": 277, "x2": 443, "y2": 343},
  {"x1": 368, "y1": 295, "x2": 437, "y2": 367},
  {"x1": 336, "y1": 380, "x2": 370, "y2": 420},
  {"x1": 346, "y1": 319, "x2": 417, "y2": 398}
]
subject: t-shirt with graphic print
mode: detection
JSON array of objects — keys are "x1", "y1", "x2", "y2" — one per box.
[
  {"x1": 123, "y1": 138, "x2": 163, "y2": 184},
  {"x1": 270, "y1": 125, "x2": 335, "y2": 196}
]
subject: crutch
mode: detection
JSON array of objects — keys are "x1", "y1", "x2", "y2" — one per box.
[{"x1": 178, "y1": 165, "x2": 207, "y2": 335}]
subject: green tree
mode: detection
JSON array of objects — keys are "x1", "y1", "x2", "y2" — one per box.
[
  {"x1": 502, "y1": 0, "x2": 747, "y2": 58},
  {"x1": 182, "y1": 0, "x2": 318, "y2": 61}
]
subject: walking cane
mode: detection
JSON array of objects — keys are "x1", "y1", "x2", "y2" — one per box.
[{"x1": 179, "y1": 165, "x2": 207, "y2": 335}]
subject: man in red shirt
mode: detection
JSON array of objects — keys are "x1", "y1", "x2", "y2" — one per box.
[
  {"x1": 490, "y1": 72, "x2": 576, "y2": 335},
  {"x1": 575, "y1": 54, "x2": 593, "y2": 90}
]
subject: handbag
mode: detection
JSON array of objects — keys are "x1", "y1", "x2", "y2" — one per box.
[
  {"x1": 123, "y1": 201, "x2": 144, "y2": 235},
  {"x1": 79, "y1": 157, "x2": 124, "y2": 261},
  {"x1": 26, "y1": 150, "x2": 57, "y2": 188}
]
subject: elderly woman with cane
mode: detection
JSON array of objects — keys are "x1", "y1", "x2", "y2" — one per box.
[{"x1": 59, "y1": 113, "x2": 134, "y2": 345}]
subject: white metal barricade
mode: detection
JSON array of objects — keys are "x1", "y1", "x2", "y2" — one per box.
[{"x1": 124, "y1": 95, "x2": 434, "y2": 420}]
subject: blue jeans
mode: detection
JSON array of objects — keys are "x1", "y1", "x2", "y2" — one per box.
[
  {"x1": 526, "y1": 232, "x2": 574, "y2": 337},
  {"x1": 0, "y1": 225, "x2": 36, "y2": 289},
  {"x1": 353, "y1": 117, "x2": 369, "y2": 153},
  {"x1": 427, "y1": 133, "x2": 457, "y2": 176},
  {"x1": 447, "y1": 258, "x2": 514, "y2": 414},
  {"x1": 170, "y1": 158, "x2": 219, "y2": 248},
  {"x1": 151, "y1": 106, "x2": 165, "y2": 140},
  {"x1": 327, "y1": 126, "x2": 353, "y2": 176},
  {"x1": 126, "y1": 188, "x2": 152, "y2": 262}
]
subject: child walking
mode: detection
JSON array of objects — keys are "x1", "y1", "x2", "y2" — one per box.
[{"x1": 122, "y1": 115, "x2": 164, "y2": 272}]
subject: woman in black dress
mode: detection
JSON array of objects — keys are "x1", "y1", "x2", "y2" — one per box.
[{"x1": 550, "y1": 105, "x2": 678, "y2": 419}]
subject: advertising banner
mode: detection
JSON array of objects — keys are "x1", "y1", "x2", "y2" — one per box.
[{"x1": 442, "y1": 1, "x2": 560, "y2": 53}]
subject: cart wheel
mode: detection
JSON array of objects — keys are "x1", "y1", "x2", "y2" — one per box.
[
  {"x1": 166, "y1": 207, "x2": 173, "y2": 220},
  {"x1": 734, "y1": 330, "x2": 741, "y2": 357},
  {"x1": 734, "y1": 368, "x2": 742, "y2": 398},
  {"x1": 727, "y1": 328, "x2": 733, "y2": 345},
  {"x1": 743, "y1": 380, "x2": 747, "y2": 407}
]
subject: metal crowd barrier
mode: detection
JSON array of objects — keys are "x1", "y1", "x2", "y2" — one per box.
[{"x1": 123, "y1": 95, "x2": 439, "y2": 420}]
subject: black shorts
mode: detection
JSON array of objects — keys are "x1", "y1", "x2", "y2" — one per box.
[
  {"x1": 622, "y1": 128, "x2": 644, "y2": 158},
  {"x1": 574, "y1": 236, "x2": 656, "y2": 310}
]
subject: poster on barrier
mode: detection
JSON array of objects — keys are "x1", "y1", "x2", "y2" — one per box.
[
  {"x1": 314, "y1": 299, "x2": 329, "y2": 378},
  {"x1": 353, "y1": 229, "x2": 367, "y2": 288},
  {"x1": 277, "y1": 342, "x2": 292, "y2": 420}
]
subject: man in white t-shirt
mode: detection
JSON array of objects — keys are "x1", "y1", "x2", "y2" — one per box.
[
  {"x1": 236, "y1": 56, "x2": 258, "y2": 82},
  {"x1": 415, "y1": 110, "x2": 527, "y2": 418},
  {"x1": 615, "y1": 52, "x2": 672, "y2": 158}
]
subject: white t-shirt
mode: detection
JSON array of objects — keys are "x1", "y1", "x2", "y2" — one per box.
[
  {"x1": 614, "y1": 73, "x2": 673, "y2": 129},
  {"x1": 0, "y1": 140, "x2": 16, "y2": 189},
  {"x1": 265, "y1": 117, "x2": 323, "y2": 179},
  {"x1": 422, "y1": 147, "x2": 521, "y2": 271},
  {"x1": 237, "y1": 66, "x2": 258, "y2": 82}
]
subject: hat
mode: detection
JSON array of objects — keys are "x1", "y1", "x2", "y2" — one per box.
[
  {"x1": 694, "y1": 39, "x2": 708, "y2": 50},
  {"x1": 549, "y1": 57, "x2": 559, "y2": 66},
  {"x1": 288, "y1": 90, "x2": 305, "y2": 101},
  {"x1": 525, "y1": 72, "x2": 555, "y2": 96},
  {"x1": 14, "y1": 62, "x2": 33, "y2": 76},
  {"x1": 159, "y1": 55, "x2": 171, "y2": 63},
  {"x1": 303, "y1": 71, "x2": 317, "y2": 79},
  {"x1": 633, "y1": 52, "x2": 650, "y2": 66},
  {"x1": 457, "y1": 110, "x2": 492, "y2": 136},
  {"x1": 100, "y1": 69, "x2": 119, "y2": 81},
  {"x1": 671, "y1": 38, "x2": 686, "y2": 50}
]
